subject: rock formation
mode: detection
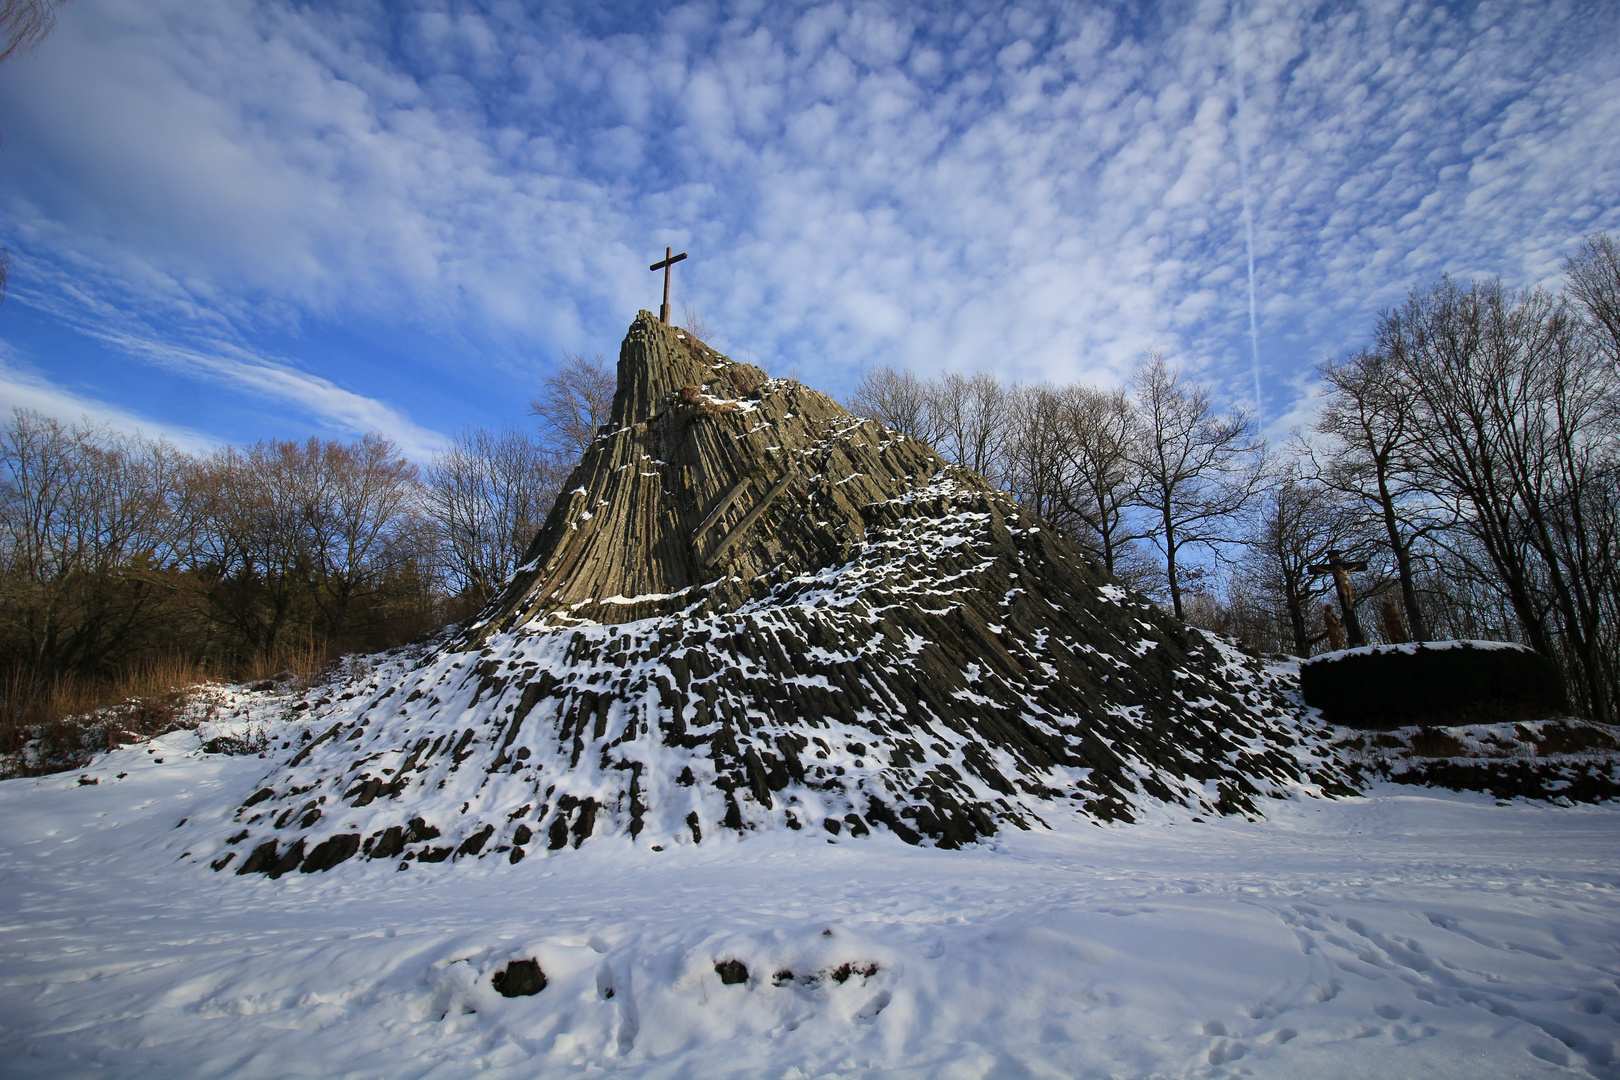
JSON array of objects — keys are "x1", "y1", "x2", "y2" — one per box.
[{"x1": 203, "y1": 312, "x2": 1352, "y2": 877}]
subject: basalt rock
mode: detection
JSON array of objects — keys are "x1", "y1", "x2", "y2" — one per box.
[
  {"x1": 203, "y1": 312, "x2": 1352, "y2": 873},
  {"x1": 493, "y1": 959, "x2": 547, "y2": 997}
]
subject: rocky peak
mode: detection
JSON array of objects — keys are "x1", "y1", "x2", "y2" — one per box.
[
  {"x1": 197, "y1": 314, "x2": 1353, "y2": 877},
  {"x1": 469, "y1": 310, "x2": 945, "y2": 633},
  {"x1": 609, "y1": 310, "x2": 765, "y2": 427}
]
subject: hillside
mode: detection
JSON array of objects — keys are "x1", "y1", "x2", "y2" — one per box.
[{"x1": 194, "y1": 313, "x2": 1352, "y2": 878}]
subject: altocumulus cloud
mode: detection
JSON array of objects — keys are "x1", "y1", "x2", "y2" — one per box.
[{"x1": 0, "y1": 0, "x2": 1615, "y2": 450}]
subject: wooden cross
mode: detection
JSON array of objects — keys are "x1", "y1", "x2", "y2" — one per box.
[
  {"x1": 649, "y1": 247, "x2": 688, "y2": 325},
  {"x1": 1309, "y1": 550, "x2": 1368, "y2": 648}
]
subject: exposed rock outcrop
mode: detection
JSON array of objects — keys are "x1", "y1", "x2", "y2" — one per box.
[{"x1": 202, "y1": 312, "x2": 1353, "y2": 874}]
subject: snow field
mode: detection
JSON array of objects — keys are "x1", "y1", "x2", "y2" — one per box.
[{"x1": 2, "y1": 731, "x2": 1617, "y2": 1078}]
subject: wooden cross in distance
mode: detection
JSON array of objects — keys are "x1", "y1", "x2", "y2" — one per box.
[
  {"x1": 649, "y1": 247, "x2": 688, "y2": 325},
  {"x1": 1309, "y1": 549, "x2": 1369, "y2": 647}
]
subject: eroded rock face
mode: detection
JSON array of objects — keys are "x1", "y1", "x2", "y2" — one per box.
[
  {"x1": 204, "y1": 312, "x2": 1353, "y2": 873},
  {"x1": 469, "y1": 311, "x2": 946, "y2": 630}
]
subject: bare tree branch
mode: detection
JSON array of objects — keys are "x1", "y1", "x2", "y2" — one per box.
[
  {"x1": 1380, "y1": 274, "x2": 1618, "y2": 721},
  {"x1": 1566, "y1": 232, "x2": 1620, "y2": 370},
  {"x1": 847, "y1": 365, "x2": 939, "y2": 445},
  {"x1": 1127, "y1": 352, "x2": 1266, "y2": 619},
  {"x1": 529, "y1": 352, "x2": 616, "y2": 463},
  {"x1": 679, "y1": 304, "x2": 719, "y2": 347},
  {"x1": 423, "y1": 426, "x2": 559, "y2": 607},
  {"x1": 1, "y1": 0, "x2": 69, "y2": 64}
]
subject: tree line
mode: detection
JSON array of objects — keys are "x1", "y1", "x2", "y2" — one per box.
[
  {"x1": 0, "y1": 349, "x2": 615, "y2": 715},
  {"x1": 851, "y1": 234, "x2": 1620, "y2": 724},
  {"x1": 3, "y1": 236, "x2": 1615, "y2": 727}
]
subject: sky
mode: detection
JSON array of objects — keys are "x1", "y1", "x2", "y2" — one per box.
[{"x1": 0, "y1": 0, "x2": 1616, "y2": 459}]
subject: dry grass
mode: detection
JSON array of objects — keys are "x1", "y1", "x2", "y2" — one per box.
[
  {"x1": 237, "y1": 638, "x2": 332, "y2": 687},
  {"x1": 1, "y1": 657, "x2": 204, "y2": 777},
  {"x1": 0, "y1": 640, "x2": 335, "y2": 778}
]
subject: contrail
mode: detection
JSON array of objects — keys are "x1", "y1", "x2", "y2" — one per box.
[{"x1": 1232, "y1": 0, "x2": 1262, "y2": 423}]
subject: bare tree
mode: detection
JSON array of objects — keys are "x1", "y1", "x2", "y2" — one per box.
[
  {"x1": 1054, "y1": 384, "x2": 1146, "y2": 578},
  {"x1": 1128, "y1": 352, "x2": 1266, "y2": 619},
  {"x1": 849, "y1": 367, "x2": 1012, "y2": 482},
  {"x1": 929, "y1": 372, "x2": 1010, "y2": 481},
  {"x1": 847, "y1": 365, "x2": 939, "y2": 444},
  {"x1": 0, "y1": 410, "x2": 191, "y2": 675},
  {"x1": 999, "y1": 381, "x2": 1160, "y2": 590},
  {"x1": 1240, "y1": 465, "x2": 1365, "y2": 656},
  {"x1": 1002, "y1": 383, "x2": 1074, "y2": 531},
  {"x1": 188, "y1": 442, "x2": 323, "y2": 655},
  {"x1": 0, "y1": 408, "x2": 492, "y2": 693},
  {"x1": 302, "y1": 434, "x2": 420, "y2": 641},
  {"x1": 423, "y1": 426, "x2": 559, "y2": 607},
  {"x1": 529, "y1": 352, "x2": 616, "y2": 464},
  {"x1": 1381, "y1": 275, "x2": 1618, "y2": 722},
  {"x1": 1313, "y1": 349, "x2": 1441, "y2": 640},
  {"x1": 1413, "y1": 534, "x2": 1532, "y2": 642},
  {"x1": 1565, "y1": 460, "x2": 1620, "y2": 707},
  {"x1": 186, "y1": 435, "x2": 430, "y2": 654},
  {"x1": 1566, "y1": 232, "x2": 1620, "y2": 368},
  {"x1": 1562, "y1": 234, "x2": 1620, "y2": 711}
]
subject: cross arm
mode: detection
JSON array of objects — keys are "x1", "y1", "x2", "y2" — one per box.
[{"x1": 1308, "y1": 559, "x2": 1368, "y2": 574}]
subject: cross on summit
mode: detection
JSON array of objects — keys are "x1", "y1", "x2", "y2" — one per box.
[{"x1": 649, "y1": 246, "x2": 688, "y2": 325}]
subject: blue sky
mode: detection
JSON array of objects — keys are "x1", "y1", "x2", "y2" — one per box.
[{"x1": 1, "y1": 0, "x2": 1616, "y2": 458}]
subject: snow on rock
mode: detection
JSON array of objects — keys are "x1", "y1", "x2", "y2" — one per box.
[
  {"x1": 1303, "y1": 638, "x2": 1539, "y2": 665},
  {"x1": 182, "y1": 312, "x2": 1356, "y2": 875},
  {"x1": 1335, "y1": 717, "x2": 1620, "y2": 803}
]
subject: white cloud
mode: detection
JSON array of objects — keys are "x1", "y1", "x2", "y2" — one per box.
[
  {"x1": 0, "y1": 0, "x2": 1615, "y2": 445},
  {"x1": 3, "y1": 250, "x2": 449, "y2": 460},
  {"x1": 0, "y1": 348, "x2": 216, "y2": 452}
]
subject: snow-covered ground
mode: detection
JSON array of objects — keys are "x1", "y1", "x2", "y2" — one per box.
[{"x1": 2, "y1": 724, "x2": 1617, "y2": 1079}]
